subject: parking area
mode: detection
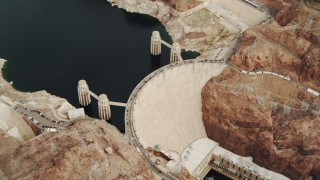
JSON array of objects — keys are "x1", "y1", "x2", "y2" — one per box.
[{"x1": 14, "y1": 104, "x2": 63, "y2": 132}]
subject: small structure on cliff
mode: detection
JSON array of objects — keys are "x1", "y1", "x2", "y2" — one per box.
[
  {"x1": 105, "y1": 147, "x2": 113, "y2": 155},
  {"x1": 165, "y1": 150, "x2": 182, "y2": 176},
  {"x1": 148, "y1": 146, "x2": 182, "y2": 177},
  {"x1": 154, "y1": 144, "x2": 161, "y2": 156},
  {"x1": 67, "y1": 108, "x2": 85, "y2": 120}
]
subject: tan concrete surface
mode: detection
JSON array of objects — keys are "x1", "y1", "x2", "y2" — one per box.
[{"x1": 132, "y1": 62, "x2": 227, "y2": 153}]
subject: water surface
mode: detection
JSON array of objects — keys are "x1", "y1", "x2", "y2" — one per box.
[{"x1": 0, "y1": 0, "x2": 199, "y2": 132}]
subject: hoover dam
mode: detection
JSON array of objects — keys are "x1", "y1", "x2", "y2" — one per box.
[
  {"x1": 125, "y1": 60, "x2": 291, "y2": 179},
  {"x1": 127, "y1": 60, "x2": 226, "y2": 153},
  {"x1": 1, "y1": 0, "x2": 319, "y2": 179}
]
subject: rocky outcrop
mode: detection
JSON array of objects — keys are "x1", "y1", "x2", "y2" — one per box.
[
  {"x1": 151, "y1": 0, "x2": 200, "y2": 12},
  {"x1": 229, "y1": 29, "x2": 303, "y2": 84},
  {"x1": 300, "y1": 46, "x2": 320, "y2": 81},
  {"x1": 21, "y1": 116, "x2": 42, "y2": 135},
  {"x1": 0, "y1": 119, "x2": 154, "y2": 179},
  {"x1": 230, "y1": 0, "x2": 320, "y2": 91},
  {"x1": 202, "y1": 68, "x2": 320, "y2": 180}
]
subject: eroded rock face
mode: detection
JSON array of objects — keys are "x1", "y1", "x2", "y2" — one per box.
[
  {"x1": 0, "y1": 119, "x2": 154, "y2": 180},
  {"x1": 151, "y1": 0, "x2": 200, "y2": 12},
  {"x1": 230, "y1": 0, "x2": 320, "y2": 91},
  {"x1": 202, "y1": 68, "x2": 320, "y2": 180},
  {"x1": 230, "y1": 29, "x2": 301, "y2": 75}
]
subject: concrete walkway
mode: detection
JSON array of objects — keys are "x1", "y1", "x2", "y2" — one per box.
[{"x1": 88, "y1": 90, "x2": 127, "y2": 107}]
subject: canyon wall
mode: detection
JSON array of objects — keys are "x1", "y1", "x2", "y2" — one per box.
[{"x1": 202, "y1": 67, "x2": 320, "y2": 180}]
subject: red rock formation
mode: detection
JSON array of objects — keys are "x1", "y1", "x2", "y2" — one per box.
[
  {"x1": 231, "y1": 0, "x2": 320, "y2": 91},
  {"x1": 230, "y1": 30, "x2": 302, "y2": 78},
  {"x1": 202, "y1": 68, "x2": 320, "y2": 179},
  {"x1": 0, "y1": 119, "x2": 154, "y2": 179},
  {"x1": 151, "y1": 0, "x2": 200, "y2": 12},
  {"x1": 22, "y1": 116, "x2": 42, "y2": 135}
]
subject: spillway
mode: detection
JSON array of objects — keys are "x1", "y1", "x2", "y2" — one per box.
[{"x1": 127, "y1": 61, "x2": 227, "y2": 153}]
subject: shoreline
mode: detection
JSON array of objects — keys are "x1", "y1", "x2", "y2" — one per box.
[
  {"x1": 0, "y1": 58, "x2": 76, "y2": 125},
  {"x1": 0, "y1": 59, "x2": 124, "y2": 136},
  {"x1": 0, "y1": 0, "x2": 270, "y2": 135},
  {"x1": 106, "y1": 0, "x2": 270, "y2": 61}
]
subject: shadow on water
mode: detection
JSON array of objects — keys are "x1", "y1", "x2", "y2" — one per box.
[
  {"x1": 108, "y1": 106, "x2": 125, "y2": 132},
  {"x1": 150, "y1": 54, "x2": 161, "y2": 69},
  {"x1": 182, "y1": 49, "x2": 201, "y2": 60},
  {"x1": 83, "y1": 104, "x2": 93, "y2": 117},
  {"x1": 123, "y1": 11, "x2": 159, "y2": 28},
  {"x1": 124, "y1": 10, "x2": 173, "y2": 44}
]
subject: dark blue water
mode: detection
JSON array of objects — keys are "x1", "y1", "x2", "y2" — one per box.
[{"x1": 0, "y1": 0, "x2": 199, "y2": 132}]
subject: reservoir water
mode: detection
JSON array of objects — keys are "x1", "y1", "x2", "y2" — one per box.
[{"x1": 0, "y1": 0, "x2": 199, "y2": 132}]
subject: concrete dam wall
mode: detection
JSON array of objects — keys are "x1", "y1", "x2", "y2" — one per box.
[{"x1": 130, "y1": 61, "x2": 227, "y2": 153}]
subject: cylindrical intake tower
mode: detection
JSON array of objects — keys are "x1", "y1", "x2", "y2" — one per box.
[
  {"x1": 98, "y1": 94, "x2": 111, "y2": 120},
  {"x1": 170, "y1": 42, "x2": 181, "y2": 63},
  {"x1": 78, "y1": 80, "x2": 91, "y2": 106},
  {"x1": 150, "y1": 31, "x2": 161, "y2": 55}
]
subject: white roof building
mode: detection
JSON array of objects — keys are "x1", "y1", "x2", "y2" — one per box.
[
  {"x1": 181, "y1": 138, "x2": 218, "y2": 176},
  {"x1": 68, "y1": 108, "x2": 85, "y2": 120}
]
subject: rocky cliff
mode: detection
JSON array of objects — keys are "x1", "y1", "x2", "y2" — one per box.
[
  {"x1": 202, "y1": 67, "x2": 320, "y2": 180},
  {"x1": 204, "y1": 2, "x2": 320, "y2": 179},
  {"x1": 230, "y1": 0, "x2": 320, "y2": 91},
  {"x1": 150, "y1": 0, "x2": 200, "y2": 12},
  {"x1": 0, "y1": 119, "x2": 154, "y2": 179}
]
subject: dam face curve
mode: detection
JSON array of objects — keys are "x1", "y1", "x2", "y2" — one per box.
[{"x1": 126, "y1": 60, "x2": 227, "y2": 153}]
